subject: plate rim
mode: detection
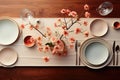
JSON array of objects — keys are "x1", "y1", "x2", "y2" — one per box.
[
  {"x1": 0, "y1": 17, "x2": 20, "y2": 45},
  {"x1": 0, "y1": 47, "x2": 18, "y2": 67},
  {"x1": 90, "y1": 19, "x2": 108, "y2": 37},
  {"x1": 79, "y1": 37, "x2": 113, "y2": 69}
]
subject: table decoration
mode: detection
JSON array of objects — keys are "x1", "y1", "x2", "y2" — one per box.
[{"x1": 20, "y1": 4, "x2": 90, "y2": 62}]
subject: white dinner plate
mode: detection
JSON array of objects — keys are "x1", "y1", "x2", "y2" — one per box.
[
  {"x1": 90, "y1": 19, "x2": 108, "y2": 37},
  {"x1": 0, "y1": 18, "x2": 19, "y2": 45},
  {"x1": 80, "y1": 37, "x2": 113, "y2": 69},
  {"x1": 0, "y1": 48, "x2": 18, "y2": 67}
]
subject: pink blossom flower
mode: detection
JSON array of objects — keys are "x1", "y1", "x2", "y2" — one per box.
[
  {"x1": 46, "y1": 27, "x2": 51, "y2": 31},
  {"x1": 84, "y1": 31, "x2": 89, "y2": 37},
  {"x1": 63, "y1": 30, "x2": 69, "y2": 36},
  {"x1": 84, "y1": 4, "x2": 89, "y2": 10},
  {"x1": 69, "y1": 37, "x2": 75, "y2": 43},
  {"x1": 37, "y1": 36, "x2": 42, "y2": 41},
  {"x1": 85, "y1": 12, "x2": 91, "y2": 18},
  {"x1": 43, "y1": 56, "x2": 49, "y2": 62},
  {"x1": 62, "y1": 26, "x2": 67, "y2": 30},
  {"x1": 74, "y1": 28, "x2": 81, "y2": 34},
  {"x1": 43, "y1": 45, "x2": 50, "y2": 52},
  {"x1": 68, "y1": 11, "x2": 78, "y2": 17},
  {"x1": 38, "y1": 47, "x2": 43, "y2": 52},
  {"x1": 50, "y1": 36, "x2": 57, "y2": 43},
  {"x1": 20, "y1": 24, "x2": 25, "y2": 29},
  {"x1": 35, "y1": 24, "x2": 39, "y2": 29},
  {"x1": 83, "y1": 21, "x2": 88, "y2": 26},
  {"x1": 61, "y1": 9, "x2": 66, "y2": 14}
]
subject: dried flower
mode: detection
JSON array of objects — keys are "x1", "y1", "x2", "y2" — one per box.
[
  {"x1": 74, "y1": 28, "x2": 81, "y2": 34},
  {"x1": 85, "y1": 12, "x2": 91, "y2": 18},
  {"x1": 43, "y1": 56, "x2": 50, "y2": 62}
]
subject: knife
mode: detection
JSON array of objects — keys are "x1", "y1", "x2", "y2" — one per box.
[
  {"x1": 113, "y1": 41, "x2": 116, "y2": 65},
  {"x1": 75, "y1": 40, "x2": 78, "y2": 65}
]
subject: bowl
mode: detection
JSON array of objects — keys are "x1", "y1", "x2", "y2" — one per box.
[{"x1": 24, "y1": 35, "x2": 35, "y2": 47}]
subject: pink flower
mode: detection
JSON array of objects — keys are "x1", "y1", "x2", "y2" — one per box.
[
  {"x1": 37, "y1": 36, "x2": 42, "y2": 41},
  {"x1": 38, "y1": 47, "x2": 43, "y2": 52},
  {"x1": 74, "y1": 28, "x2": 81, "y2": 34},
  {"x1": 62, "y1": 26, "x2": 67, "y2": 30},
  {"x1": 50, "y1": 36, "x2": 57, "y2": 43},
  {"x1": 68, "y1": 11, "x2": 78, "y2": 17},
  {"x1": 63, "y1": 30, "x2": 69, "y2": 36},
  {"x1": 83, "y1": 21, "x2": 88, "y2": 26},
  {"x1": 85, "y1": 12, "x2": 91, "y2": 18},
  {"x1": 43, "y1": 56, "x2": 50, "y2": 62},
  {"x1": 61, "y1": 9, "x2": 66, "y2": 14},
  {"x1": 20, "y1": 24, "x2": 25, "y2": 29},
  {"x1": 84, "y1": 4, "x2": 89, "y2": 10},
  {"x1": 35, "y1": 24, "x2": 39, "y2": 29},
  {"x1": 69, "y1": 37, "x2": 75, "y2": 43},
  {"x1": 43, "y1": 45, "x2": 50, "y2": 52},
  {"x1": 46, "y1": 27, "x2": 52, "y2": 36},
  {"x1": 84, "y1": 31, "x2": 89, "y2": 37}
]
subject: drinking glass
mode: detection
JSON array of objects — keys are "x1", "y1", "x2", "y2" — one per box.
[
  {"x1": 21, "y1": 8, "x2": 34, "y2": 23},
  {"x1": 96, "y1": 1, "x2": 113, "y2": 16}
]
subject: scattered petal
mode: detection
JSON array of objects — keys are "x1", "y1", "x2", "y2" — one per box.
[
  {"x1": 20, "y1": 24, "x2": 25, "y2": 29},
  {"x1": 63, "y1": 30, "x2": 69, "y2": 36},
  {"x1": 61, "y1": 9, "x2": 66, "y2": 14},
  {"x1": 84, "y1": 31, "x2": 89, "y2": 37},
  {"x1": 43, "y1": 56, "x2": 50, "y2": 62},
  {"x1": 84, "y1": 4, "x2": 89, "y2": 10},
  {"x1": 35, "y1": 24, "x2": 39, "y2": 29},
  {"x1": 85, "y1": 12, "x2": 91, "y2": 18},
  {"x1": 38, "y1": 47, "x2": 43, "y2": 52},
  {"x1": 74, "y1": 28, "x2": 81, "y2": 34},
  {"x1": 68, "y1": 11, "x2": 78, "y2": 17},
  {"x1": 69, "y1": 37, "x2": 75, "y2": 43},
  {"x1": 83, "y1": 21, "x2": 88, "y2": 26},
  {"x1": 43, "y1": 45, "x2": 50, "y2": 52}
]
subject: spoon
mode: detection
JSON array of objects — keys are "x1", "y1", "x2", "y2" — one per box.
[{"x1": 116, "y1": 45, "x2": 120, "y2": 65}]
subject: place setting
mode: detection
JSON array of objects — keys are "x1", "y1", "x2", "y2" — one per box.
[{"x1": 0, "y1": 2, "x2": 120, "y2": 69}]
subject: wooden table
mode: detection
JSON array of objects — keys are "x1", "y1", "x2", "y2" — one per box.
[{"x1": 0, "y1": 0, "x2": 120, "y2": 80}]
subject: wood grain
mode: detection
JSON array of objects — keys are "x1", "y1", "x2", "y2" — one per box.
[
  {"x1": 0, "y1": 0, "x2": 120, "y2": 80},
  {"x1": 0, "y1": 0, "x2": 119, "y2": 18}
]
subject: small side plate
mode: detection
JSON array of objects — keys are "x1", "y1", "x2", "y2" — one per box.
[{"x1": 0, "y1": 48, "x2": 18, "y2": 67}]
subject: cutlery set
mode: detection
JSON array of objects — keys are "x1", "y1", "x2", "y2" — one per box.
[
  {"x1": 113, "y1": 41, "x2": 120, "y2": 66},
  {"x1": 75, "y1": 40, "x2": 81, "y2": 65}
]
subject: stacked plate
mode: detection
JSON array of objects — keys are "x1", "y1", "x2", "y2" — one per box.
[
  {"x1": 0, "y1": 17, "x2": 19, "y2": 67},
  {"x1": 80, "y1": 37, "x2": 113, "y2": 69},
  {"x1": 0, "y1": 17, "x2": 19, "y2": 45}
]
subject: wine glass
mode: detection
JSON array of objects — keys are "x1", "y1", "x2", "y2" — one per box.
[
  {"x1": 21, "y1": 8, "x2": 34, "y2": 23},
  {"x1": 96, "y1": 1, "x2": 113, "y2": 16}
]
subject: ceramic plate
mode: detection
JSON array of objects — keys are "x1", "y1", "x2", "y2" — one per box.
[
  {"x1": 80, "y1": 38, "x2": 113, "y2": 69},
  {"x1": 90, "y1": 19, "x2": 108, "y2": 37},
  {"x1": 0, "y1": 18, "x2": 19, "y2": 45},
  {"x1": 0, "y1": 48, "x2": 18, "y2": 67}
]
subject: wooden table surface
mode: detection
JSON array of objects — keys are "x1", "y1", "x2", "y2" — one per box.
[{"x1": 0, "y1": 0, "x2": 120, "y2": 80}]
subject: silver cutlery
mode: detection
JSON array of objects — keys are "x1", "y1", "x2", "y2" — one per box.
[
  {"x1": 75, "y1": 40, "x2": 78, "y2": 65},
  {"x1": 112, "y1": 41, "x2": 116, "y2": 65},
  {"x1": 116, "y1": 45, "x2": 120, "y2": 65}
]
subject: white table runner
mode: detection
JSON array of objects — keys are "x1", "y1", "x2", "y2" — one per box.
[{"x1": 0, "y1": 18, "x2": 120, "y2": 67}]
